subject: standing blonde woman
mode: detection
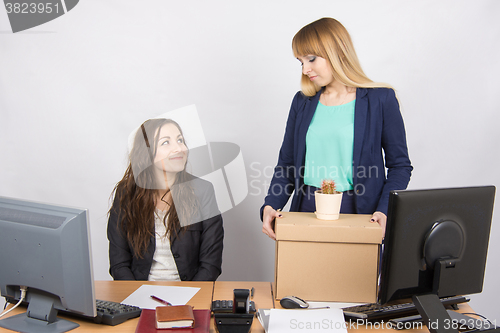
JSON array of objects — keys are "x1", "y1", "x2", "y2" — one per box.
[{"x1": 261, "y1": 18, "x2": 412, "y2": 239}]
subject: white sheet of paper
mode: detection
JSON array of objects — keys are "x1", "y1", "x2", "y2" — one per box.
[
  {"x1": 120, "y1": 284, "x2": 200, "y2": 309},
  {"x1": 268, "y1": 308, "x2": 348, "y2": 333}
]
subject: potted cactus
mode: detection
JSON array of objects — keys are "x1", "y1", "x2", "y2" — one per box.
[{"x1": 314, "y1": 179, "x2": 343, "y2": 220}]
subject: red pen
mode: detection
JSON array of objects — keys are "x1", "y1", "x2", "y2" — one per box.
[{"x1": 150, "y1": 295, "x2": 172, "y2": 306}]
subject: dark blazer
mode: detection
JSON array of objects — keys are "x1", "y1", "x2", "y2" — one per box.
[
  {"x1": 108, "y1": 176, "x2": 224, "y2": 281},
  {"x1": 261, "y1": 88, "x2": 412, "y2": 217}
]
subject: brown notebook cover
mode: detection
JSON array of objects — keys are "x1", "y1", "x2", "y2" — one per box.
[
  {"x1": 135, "y1": 308, "x2": 210, "y2": 332},
  {"x1": 156, "y1": 305, "x2": 194, "y2": 329}
]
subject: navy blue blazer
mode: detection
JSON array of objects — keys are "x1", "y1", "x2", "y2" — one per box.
[{"x1": 261, "y1": 87, "x2": 412, "y2": 217}]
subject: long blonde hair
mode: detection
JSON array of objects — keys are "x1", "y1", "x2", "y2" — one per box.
[{"x1": 292, "y1": 17, "x2": 392, "y2": 96}]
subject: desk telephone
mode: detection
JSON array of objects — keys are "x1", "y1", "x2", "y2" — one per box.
[{"x1": 213, "y1": 289, "x2": 254, "y2": 333}]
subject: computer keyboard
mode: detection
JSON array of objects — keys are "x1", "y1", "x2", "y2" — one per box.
[
  {"x1": 93, "y1": 299, "x2": 142, "y2": 325},
  {"x1": 61, "y1": 299, "x2": 142, "y2": 326},
  {"x1": 342, "y1": 295, "x2": 469, "y2": 321}
]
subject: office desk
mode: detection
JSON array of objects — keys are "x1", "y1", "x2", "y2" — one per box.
[
  {"x1": 0, "y1": 281, "x2": 214, "y2": 333},
  {"x1": 0, "y1": 281, "x2": 271, "y2": 333},
  {"x1": 95, "y1": 280, "x2": 214, "y2": 309},
  {"x1": 273, "y1": 302, "x2": 477, "y2": 333},
  {"x1": 0, "y1": 280, "x2": 476, "y2": 333}
]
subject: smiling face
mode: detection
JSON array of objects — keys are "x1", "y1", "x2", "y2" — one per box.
[
  {"x1": 153, "y1": 123, "x2": 188, "y2": 181},
  {"x1": 297, "y1": 55, "x2": 334, "y2": 88}
]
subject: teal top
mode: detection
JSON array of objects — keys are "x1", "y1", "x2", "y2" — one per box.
[{"x1": 304, "y1": 100, "x2": 355, "y2": 192}]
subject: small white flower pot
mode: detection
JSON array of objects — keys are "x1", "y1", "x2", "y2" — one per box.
[{"x1": 314, "y1": 190, "x2": 343, "y2": 220}]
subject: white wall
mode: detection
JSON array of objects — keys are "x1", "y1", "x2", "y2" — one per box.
[{"x1": 1, "y1": 0, "x2": 499, "y2": 321}]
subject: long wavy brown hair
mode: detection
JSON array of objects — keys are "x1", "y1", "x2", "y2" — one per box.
[{"x1": 110, "y1": 119, "x2": 198, "y2": 258}]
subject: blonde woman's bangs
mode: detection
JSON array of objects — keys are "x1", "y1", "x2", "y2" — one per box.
[{"x1": 292, "y1": 28, "x2": 327, "y2": 59}]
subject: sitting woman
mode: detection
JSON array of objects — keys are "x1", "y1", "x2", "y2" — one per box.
[{"x1": 108, "y1": 118, "x2": 223, "y2": 281}]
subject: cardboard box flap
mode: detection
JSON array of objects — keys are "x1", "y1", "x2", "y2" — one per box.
[{"x1": 275, "y1": 212, "x2": 383, "y2": 244}]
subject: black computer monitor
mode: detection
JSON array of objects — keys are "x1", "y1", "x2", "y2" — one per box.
[
  {"x1": 378, "y1": 186, "x2": 496, "y2": 333},
  {"x1": 0, "y1": 196, "x2": 96, "y2": 333}
]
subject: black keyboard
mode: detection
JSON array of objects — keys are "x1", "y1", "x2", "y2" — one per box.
[
  {"x1": 60, "y1": 299, "x2": 142, "y2": 326},
  {"x1": 93, "y1": 299, "x2": 142, "y2": 325},
  {"x1": 342, "y1": 295, "x2": 469, "y2": 321}
]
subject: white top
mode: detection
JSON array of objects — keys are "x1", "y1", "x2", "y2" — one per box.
[{"x1": 148, "y1": 210, "x2": 181, "y2": 281}]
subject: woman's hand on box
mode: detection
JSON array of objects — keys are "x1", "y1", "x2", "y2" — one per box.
[
  {"x1": 262, "y1": 205, "x2": 282, "y2": 240},
  {"x1": 370, "y1": 211, "x2": 387, "y2": 238}
]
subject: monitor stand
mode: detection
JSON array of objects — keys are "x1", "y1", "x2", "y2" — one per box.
[
  {"x1": 413, "y1": 293, "x2": 458, "y2": 333},
  {"x1": 0, "y1": 294, "x2": 79, "y2": 333},
  {"x1": 414, "y1": 223, "x2": 464, "y2": 333}
]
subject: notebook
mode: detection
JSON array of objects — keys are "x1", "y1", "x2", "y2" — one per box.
[
  {"x1": 135, "y1": 308, "x2": 210, "y2": 332},
  {"x1": 156, "y1": 305, "x2": 194, "y2": 329}
]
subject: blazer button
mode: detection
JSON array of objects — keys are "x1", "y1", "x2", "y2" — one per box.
[
  {"x1": 173, "y1": 253, "x2": 180, "y2": 258},
  {"x1": 356, "y1": 189, "x2": 360, "y2": 194},
  {"x1": 181, "y1": 275, "x2": 187, "y2": 280}
]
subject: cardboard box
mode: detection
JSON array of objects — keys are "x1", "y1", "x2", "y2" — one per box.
[{"x1": 274, "y1": 212, "x2": 383, "y2": 303}]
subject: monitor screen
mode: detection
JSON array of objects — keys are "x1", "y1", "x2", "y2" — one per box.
[
  {"x1": 0, "y1": 196, "x2": 96, "y2": 333},
  {"x1": 378, "y1": 186, "x2": 495, "y2": 332}
]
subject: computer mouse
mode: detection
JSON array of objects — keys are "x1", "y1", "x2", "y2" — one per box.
[{"x1": 280, "y1": 295, "x2": 309, "y2": 309}]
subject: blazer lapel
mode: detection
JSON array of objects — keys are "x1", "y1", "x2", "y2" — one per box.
[{"x1": 353, "y1": 88, "x2": 368, "y2": 173}]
